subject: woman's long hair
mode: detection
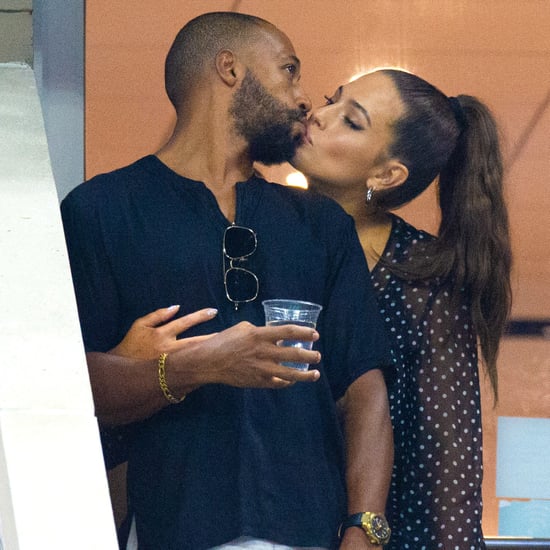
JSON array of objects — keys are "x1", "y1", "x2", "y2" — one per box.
[{"x1": 373, "y1": 69, "x2": 512, "y2": 401}]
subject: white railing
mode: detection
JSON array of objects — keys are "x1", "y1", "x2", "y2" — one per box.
[{"x1": 0, "y1": 63, "x2": 118, "y2": 550}]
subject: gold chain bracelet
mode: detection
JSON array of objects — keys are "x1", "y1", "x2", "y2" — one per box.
[{"x1": 158, "y1": 352, "x2": 186, "y2": 404}]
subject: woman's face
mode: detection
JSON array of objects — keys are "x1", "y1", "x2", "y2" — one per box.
[{"x1": 292, "y1": 71, "x2": 405, "y2": 195}]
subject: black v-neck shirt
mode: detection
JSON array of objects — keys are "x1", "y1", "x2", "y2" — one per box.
[{"x1": 61, "y1": 155, "x2": 391, "y2": 550}]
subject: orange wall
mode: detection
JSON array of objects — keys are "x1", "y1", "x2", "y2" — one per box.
[{"x1": 85, "y1": 0, "x2": 550, "y2": 535}]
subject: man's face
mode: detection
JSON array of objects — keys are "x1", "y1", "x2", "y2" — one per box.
[
  {"x1": 230, "y1": 69, "x2": 306, "y2": 164},
  {"x1": 230, "y1": 26, "x2": 312, "y2": 165}
]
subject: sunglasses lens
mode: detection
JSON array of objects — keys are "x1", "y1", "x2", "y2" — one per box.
[
  {"x1": 223, "y1": 225, "x2": 258, "y2": 307},
  {"x1": 225, "y1": 267, "x2": 258, "y2": 303},
  {"x1": 224, "y1": 226, "x2": 256, "y2": 259}
]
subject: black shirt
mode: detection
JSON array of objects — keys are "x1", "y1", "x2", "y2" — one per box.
[{"x1": 61, "y1": 155, "x2": 391, "y2": 550}]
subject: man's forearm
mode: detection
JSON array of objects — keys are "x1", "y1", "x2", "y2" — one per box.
[
  {"x1": 339, "y1": 369, "x2": 393, "y2": 547},
  {"x1": 87, "y1": 321, "x2": 323, "y2": 425},
  {"x1": 87, "y1": 351, "x2": 176, "y2": 425}
]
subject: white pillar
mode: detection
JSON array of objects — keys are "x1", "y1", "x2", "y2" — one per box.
[{"x1": 0, "y1": 63, "x2": 118, "y2": 550}]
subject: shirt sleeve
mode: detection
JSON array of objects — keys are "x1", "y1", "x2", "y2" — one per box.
[
  {"x1": 61, "y1": 187, "x2": 136, "y2": 469},
  {"x1": 61, "y1": 187, "x2": 122, "y2": 352},
  {"x1": 321, "y1": 218, "x2": 392, "y2": 401},
  {"x1": 394, "y1": 286, "x2": 485, "y2": 548}
]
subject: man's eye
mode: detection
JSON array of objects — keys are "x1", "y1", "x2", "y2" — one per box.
[{"x1": 285, "y1": 64, "x2": 297, "y2": 75}]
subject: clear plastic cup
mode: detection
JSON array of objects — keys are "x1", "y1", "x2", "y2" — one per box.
[{"x1": 262, "y1": 299, "x2": 323, "y2": 370}]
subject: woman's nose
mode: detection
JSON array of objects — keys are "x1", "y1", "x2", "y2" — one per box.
[{"x1": 310, "y1": 108, "x2": 326, "y2": 129}]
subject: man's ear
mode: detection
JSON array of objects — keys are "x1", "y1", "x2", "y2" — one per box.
[
  {"x1": 366, "y1": 160, "x2": 409, "y2": 191},
  {"x1": 215, "y1": 49, "x2": 239, "y2": 86}
]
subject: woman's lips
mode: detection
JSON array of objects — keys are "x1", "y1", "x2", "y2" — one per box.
[{"x1": 298, "y1": 120, "x2": 313, "y2": 145}]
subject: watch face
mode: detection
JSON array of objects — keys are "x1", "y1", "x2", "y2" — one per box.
[
  {"x1": 363, "y1": 513, "x2": 391, "y2": 544},
  {"x1": 371, "y1": 515, "x2": 391, "y2": 539}
]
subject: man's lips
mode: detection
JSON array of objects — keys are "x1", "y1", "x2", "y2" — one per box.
[
  {"x1": 303, "y1": 122, "x2": 312, "y2": 145},
  {"x1": 294, "y1": 120, "x2": 312, "y2": 145}
]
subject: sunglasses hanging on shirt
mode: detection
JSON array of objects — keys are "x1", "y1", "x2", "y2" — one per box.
[{"x1": 223, "y1": 224, "x2": 259, "y2": 310}]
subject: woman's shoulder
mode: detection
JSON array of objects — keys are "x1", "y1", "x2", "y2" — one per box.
[
  {"x1": 389, "y1": 213, "x2": 435, "y2": 244},
  {"x1": 381, "y1": 214, "x2": 435, "y2": 261}
]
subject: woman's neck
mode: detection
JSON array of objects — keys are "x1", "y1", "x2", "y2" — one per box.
[
  {"x1": 354, "y1": 209, "x2": 393, "y2": 271},
  {"x1": 312, "y1": 181, "x2": 392, "y2": 270}
]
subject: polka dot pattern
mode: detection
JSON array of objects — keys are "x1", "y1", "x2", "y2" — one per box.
[{"x1": 371, "y1": 215, "x2": 485, "y2": 550}]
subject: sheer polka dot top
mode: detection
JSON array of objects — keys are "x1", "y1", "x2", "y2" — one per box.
[{"x1": 370, "y1": 215, "x2": 485, "y2": 550}]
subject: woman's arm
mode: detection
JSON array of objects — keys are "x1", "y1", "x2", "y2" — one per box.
[{"x1": 108, "y1": 305, "x2": 218, "y2": 359}]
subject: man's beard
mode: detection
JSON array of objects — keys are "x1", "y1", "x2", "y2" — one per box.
[{"x1": 230, "y1": 70, "x2": 305, "y2": 165}]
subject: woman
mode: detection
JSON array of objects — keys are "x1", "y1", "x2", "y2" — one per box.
[
  {"x1": 111, "y1": 69, "x2": 512, "y2": 548},
  {"x1": 291, "y1": 69, "x2": 512, "y2": 549}
]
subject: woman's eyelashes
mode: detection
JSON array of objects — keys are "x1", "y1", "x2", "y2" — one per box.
[
  {"x1": 323, "y1": 95, "x2": 363, "y2": 131},
  {"x1": 323, "y1": 95, "x2": 363, "y2": 130},
  {"x1": 343, "y1": 116, "x2": 362, "y2": 130}
]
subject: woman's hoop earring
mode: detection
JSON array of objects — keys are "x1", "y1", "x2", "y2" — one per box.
[{"x1": 366, "y1": 187, "x2": 374, "y2": 202}]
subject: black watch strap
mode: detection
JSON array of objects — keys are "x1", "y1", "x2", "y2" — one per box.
[{"x1": 337, "y1": 512, "x2": 364, "y2": 539}]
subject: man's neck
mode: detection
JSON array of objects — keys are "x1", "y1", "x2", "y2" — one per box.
[
  {"x1": 157, "y1": 142, "x2": 254, "y2": 186},
  {"x1": 156, "y1": 122, "x2": 254, "y2": 222}
]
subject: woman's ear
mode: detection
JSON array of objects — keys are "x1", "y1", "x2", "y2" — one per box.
[
  {"x1": 215, "y1": 49, "x2": 239, "y2": 86},
  {"x1": 366, "y1": 160, "x2": 409, "y2": 191}
]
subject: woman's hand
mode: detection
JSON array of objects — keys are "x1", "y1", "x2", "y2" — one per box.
[{"x1": 109, "y1": 305, "x2": 218, "y2": 360}]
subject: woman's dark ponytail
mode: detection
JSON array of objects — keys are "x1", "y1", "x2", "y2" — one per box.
[
  {"x1": 438, "y1": 96, "x2": 512, "y2": 400},
  {"x1": 377, "y1": 70, "x2": 512, "y2": 401}
]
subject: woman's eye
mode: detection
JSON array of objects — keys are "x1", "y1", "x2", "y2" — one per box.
[{"x1": 343, "y1": 116, "x2": 362, "y2": 130}]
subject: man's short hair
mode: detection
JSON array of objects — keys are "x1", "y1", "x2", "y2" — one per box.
[{"x1": 165, "y1": 12, "x2": 272, "y2": 111}]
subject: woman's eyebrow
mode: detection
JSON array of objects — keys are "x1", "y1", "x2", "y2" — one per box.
[{"x1": 350, "y1": 99, "x2": 372, "y2": 126}]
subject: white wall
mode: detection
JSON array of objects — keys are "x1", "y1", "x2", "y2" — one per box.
[{"x1": 0, "y1": 63, "x2": 117, "y2": 550}]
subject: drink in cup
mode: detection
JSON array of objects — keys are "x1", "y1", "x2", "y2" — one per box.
[{"x1": 262, "y1": 299, "x2": 323, "y2": 370}]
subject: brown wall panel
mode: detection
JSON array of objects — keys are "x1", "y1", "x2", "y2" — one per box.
[{"x1": 85, "y1": 1, "x2": 550, "y2": 536}]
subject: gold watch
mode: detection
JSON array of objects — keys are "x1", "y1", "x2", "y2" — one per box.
[{"x1": 337, "y1": 512, "x2": 391, "y2": 546}]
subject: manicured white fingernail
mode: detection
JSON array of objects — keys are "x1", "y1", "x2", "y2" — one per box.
[
  {"x1": 167, "y1": 305, "x2": 180, "y2": 310},
  {"x1": 207, "y1": 308, "x2": 218, "y2": 316}
]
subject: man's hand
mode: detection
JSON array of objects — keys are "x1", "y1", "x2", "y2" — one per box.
[
  {"x1": 168, "y1": 320, "x2": 321, "y2": 389},
  {"x1": 339, "y1": 527, "x2": 382, "y2": 549},
  {"x1": 89, "y1": 315, "x2": 321, "y2": 425},
  {"x1": 108, "y1": 305, "x2": 321, "y2": 387}
]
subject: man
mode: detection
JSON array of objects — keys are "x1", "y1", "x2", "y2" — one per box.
[{"x1": 61, "y1": 12, "x2": 393, "y2": 550}]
